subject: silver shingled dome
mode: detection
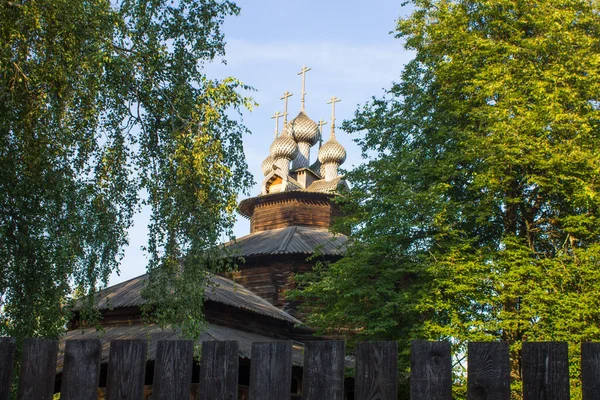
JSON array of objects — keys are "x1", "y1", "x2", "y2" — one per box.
[
  {"x1": 287, "y1": 111, "x2": 319, "y2": 146},
  {"x1": 318, "y1": 135, "x2": 346, "y2": 165},
  {"x1": 270, "y1": 129, "x2": 299, "y2": 160},
  {"x1": 261, "y1": 154, "x2": 275, "y2": 176}
]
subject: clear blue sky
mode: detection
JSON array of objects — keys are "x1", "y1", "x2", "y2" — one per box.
[{"x1": 109, "y1": 0, "x2": 415, "y2": 285}]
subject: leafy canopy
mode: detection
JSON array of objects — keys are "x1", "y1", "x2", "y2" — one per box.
[
  {"x1": 0, "y1": 0, "x2": 254, "y2": 340},
  {"x1": 295, "y1": 0, "x2": 600, "y2": 397}
]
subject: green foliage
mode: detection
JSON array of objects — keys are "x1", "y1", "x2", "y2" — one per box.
[
  {"x1": 295, "y1": 0, "x2": 600, "y2": 397},
  {"x1": 0, "y1": 0, "x2": 254, "y2": 341}
]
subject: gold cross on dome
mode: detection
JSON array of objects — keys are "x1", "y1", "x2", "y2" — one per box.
[
  {"x1": 317, "y1": 119, "x2": 327, "y2": 147},
  {"x1": 327, "y1": 95, "x2": 341, "y2": 132},
  {"x1": 297, "y1": 65, "x2": 312, "y2": 111},
  {"x1": 271, "y1": 111, "x2": 283, "y2": 137},
  {"x1": 280, "y1": 91, "x2": 293, "y2": 124}
]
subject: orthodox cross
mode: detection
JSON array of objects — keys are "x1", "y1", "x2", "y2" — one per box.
[
  {"x1": 317, "y1": 119, "x2": 327, "y2": 147},
  {"x1": 297, "y1": 65, "x2": 311, "y2": 111},
  {"x1": 271, "y1": 111, "x2": 283, "y2": 137},
  {"x1": 327, "y1": 95, "x2": 341, "y2": 135},
  {"x1": 280, "y1": 91, "x2": 293, "y2": 125}
]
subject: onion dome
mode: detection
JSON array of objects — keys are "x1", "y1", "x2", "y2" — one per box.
[
  {"x1": 261, "y1": 155, "x2": 275, "y2": 176},
  {"x1": 287, "y1": 111, "x2": 319, "y2": 146},
  {"x1": 318, "y1": 135, "x2": 346, "y2": 165},
  {"x1": 270, "y1": 129, "x2": 299, "y2": 160}
]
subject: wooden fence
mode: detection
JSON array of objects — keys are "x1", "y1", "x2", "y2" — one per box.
[{"x1": 0, "y1": 338, "x2": 599, "y2": 399}]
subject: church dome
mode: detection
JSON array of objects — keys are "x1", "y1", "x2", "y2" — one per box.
[
  {"x1": 261, "y1": 155, "x2": 275, "y2": 176},
  {"x1": 318, "y1": 136, "x2": 346, "y2": 165},
  {"x1": 287, "y1": 111, "x2": 319, "y2": 146},
  {"x1": 270, "y1": 130, "x2": 299, "y2": 160}
]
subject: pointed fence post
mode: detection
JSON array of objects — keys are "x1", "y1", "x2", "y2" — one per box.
[
  {"x1": 198, "y1": 341, "x2": 239, "y2": 400},
  {"x1": 302, "y1": 340, "x2": 345, "y2": 400},
  {"x1": 410, "y1": 341, "x2": 452, "y2": 400},
  {"x1": 581, "y1": 342, "x2": 600, "y2": 400},
  {"x1": 467, "y1": 342, "x2": 510, "y2": 400},
  {"x1": 152, "y1": 340, "x2": 194, "y2": 400},
  {"x1": 17, "y1": 338, "x2": 58, "y2": 400},
  {"x1": 355, "y1": 341, "x2": 398, "y2": 400},
  {"x1": 522, "y1": 342, "x2": 569, "y2": 400},
  {"x1": 105, "y1": 340, "x2": 147, "y2": 400},
  {"x1": 249, "y1": 342, "x2": 292, "y2": 400},
  {"x1": 0, "y1": 338, "x2": 16, "y2": 400},
  {"x1": 61, "y1": 340, "x2": 102, "y2": 400}
]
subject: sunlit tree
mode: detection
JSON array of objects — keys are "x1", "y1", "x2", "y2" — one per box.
[
  {"x1": 295, "y1": 1, "x2": 600, "y2": 397},
  {"x1": 0, "y1": 0, "x2": 254, "y2": 341}
]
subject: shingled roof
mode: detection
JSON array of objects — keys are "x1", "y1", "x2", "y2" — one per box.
[
  {"x1": 59, "y1": 323, "x2": 306, "y2": 370},
  {"x1": 306, "y1": 176, "x2": 349, "y2": 193},
  {"x1": 238, "y1": 190, "x2": 337, "y2": 219},
  {"x1": 223, "y1": 226, "x2": 347, "y2": 258},
  {"x1": 85, "y1": 273, "x2": 301, "y2": 325}
]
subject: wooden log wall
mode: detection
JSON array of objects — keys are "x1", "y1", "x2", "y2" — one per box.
[
  {"x1": 0, "y1": 338, "x2": 598, "y2": 399},
  {"x1": 230, "y1": 256, "x2": 316, "y2": 312},
  {"x1": 250, "y1": 198, "x2": 340, "y2": 233}
]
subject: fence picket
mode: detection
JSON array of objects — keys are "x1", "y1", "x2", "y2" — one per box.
[
  {"x1": 105, "y1": 340, "x2": 147, "y2": 400},
  {"x1": 355, "y1": 341, "x2": 398, "y2": 400},
  {"x1": 581, "y1": 343, "x2": 600, "y2": 400},
  {"x1": 522, "y1": 342, "x2": 569, "y2": 400},
  {"x1": 198, "y1": 341, "x2": 239, "y2": 400},
  {"x1": 152, "y1": 340, "x2": 193, "y2": 400},
  {"x1": 0, "y1": 338, "x2": 16, "y2": 400},
  {"x1": 302, "y1": 340, "x2": 345, "y2": 400},
  {"x1": 61, "y1": 339, "x2": 102, "y2": 400},
  {"x1": 17, "y1": 338, "x2": 58, "y2": 400},
  {"x1": 467, "y1": 342, "x2": 510, "y2": 400},
  {"x1": 249, "y1": 341, "x2": 292, "y2": 400},
  {"x1": 1, "y1": 337, "x2": 598, "y2": 398},
  {"x1": 410, "y1": 340, "x2": 452, "y2": 400}
]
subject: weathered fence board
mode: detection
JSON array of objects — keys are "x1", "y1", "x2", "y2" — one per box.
[
  {"x1": 355, "y1": 341, "x2": 398, "y2": 400},
  {"x1": 581, "y1": 342, "x2": 600, "y2": 400},
  {"x1": 198, "y1": 340, "x2": 239, "y2": 400},
  {"x1": 522, "y1": 342, "x2": 570, "y2": 400},
  {"x1": 411, "y1": 340, "x2": 452, "y2": 400},
  {"x1": 152, "y1": 340, "x2": 193, "y2": 400},
  {"x1": 467, "y1": 342, "x2": 510, "y2": 400},
  {"x1": 302, "y1": 340, "x2": 345, "y2": 400},
  {"x1": 17, "y1": 338, "x2": 58, "y2": 400},
  {"x1": 1, "y1": 337, "x2": 599, "y2": 399},
  {"x1": 61, "y1": 339, "x2": 102, "y2": 400},
  {"x1": 105, "y1": 340, "x2": 147, "y2": 400},
  {"x1": 249, "y1": 341, "x2": 292, "y2": 400},
  {"x1": 0, "y1": 338, "x2": 16, "y2": 400}
]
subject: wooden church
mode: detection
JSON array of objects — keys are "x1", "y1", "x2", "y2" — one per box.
[{"x1": 60, "y1": 66, "x2": 349, "y2": 398}]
